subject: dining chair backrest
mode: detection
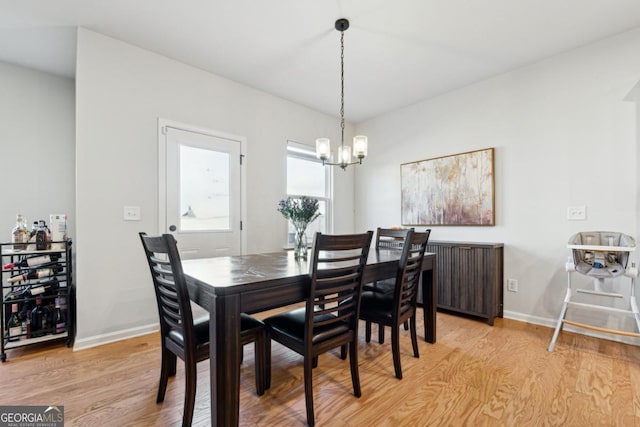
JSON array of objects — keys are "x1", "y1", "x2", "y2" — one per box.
[
  {"x1": 139, "y1": 233, "x2": 196, "y2": 354},
  {"x1": 394, "y1": 230, "x2": 431, "y2": 319},
  {"x1": 376, "y1": 227, "x2": 414, "y2": 250},
  {"x1": 306, "y1": 231, "x2": 374, "y2": 347}
]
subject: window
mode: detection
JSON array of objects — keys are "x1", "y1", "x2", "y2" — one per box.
[{"x1": 286, "y1": 141, "x2": 331, "y2": 246}]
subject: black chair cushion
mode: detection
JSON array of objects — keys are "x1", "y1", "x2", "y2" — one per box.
[
  {"x1": 360, "y1": 291, "x2": 394, "y2": 320},
  {"x1": 363, "y1": 278, "x2": 396, "y2": 295},
  {"x1": 167, "y1": 315, "x2": 210, "y2": 349},
  {"x1": 265, "y1": 308, "x2": 349, "y2": 344},
  {"x1": 167, "y1": 314, "x2": 264, "y2": 349},
  {"x1": 241, "y1": 313, "x2": 264, "y2": 332}
]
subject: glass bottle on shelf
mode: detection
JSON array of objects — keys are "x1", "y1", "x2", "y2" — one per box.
[
  {"x1": 11, "y1": 214, "x2": 29, "y2": 250},
  {"x1": 35, "y1": 220, "x2": 50, "y2": 250},
  {"x1": 24, "y1": 311, "x2": 32, "y2": 339},
  {"x1": 7, "y1": 303, "x2": 22, "y2": 341},
  {"x1": 30, "y1": 221, "x2": 38, "y2": 239},
  {"x1": 7, "y1": 265, "x2": 63, "y2": 284},
  {"x1": 3, "y1": 253, "x2": 61, "y2": 270},
  {"x1": 30, "y1": 297, "x2": 51, "y2": 338},
  {"x1": 54, "y1": 297, "x2": 65, "y2": 334}
]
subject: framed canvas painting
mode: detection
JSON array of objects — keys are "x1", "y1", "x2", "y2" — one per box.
[{"x1": 401, "y1": 147, "x2": 495, "y2": 226}]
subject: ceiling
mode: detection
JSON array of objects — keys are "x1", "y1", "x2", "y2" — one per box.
[{"x1": 1, "y1": 1, "x2": 640, "y2": 123}]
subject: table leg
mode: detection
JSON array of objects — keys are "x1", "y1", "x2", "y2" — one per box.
[
  {"x1": 210, "y1": 293, "x2": 242, "y2": 426},
  {"x1": 422, "y1": 267, "x2": 437, "y2": 343}
]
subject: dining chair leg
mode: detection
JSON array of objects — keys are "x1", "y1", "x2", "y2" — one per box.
[
  {"x1": 254, "y1": 334, "x2": 265, "y2": 396},
  {"x1": 304, "y1": 355, "x2": 315, "y2": 427},
  {"x1": 182, "y1": 359, "x2": 197, "y2": 427},
  {"x1": 340, "y1": 344, "x2": 348, "y2": 360},
  {"x1": 157, "y1": 349, "x2": 176, "y2": 403},
  {"x1": 349, "y1": 340, "x2": 362, "y2": 397},
  {"x1": 391, "y1": 326, "x2": 402, "y2": 380},
  {"x1": 378, "y1": 323, "x2": 385, "y2": 344},
  {"x1": 265, "y1": 335, "x2": 272, "y2": 390},
  {"x1": 365, "y1": 321, "x2": 372, "y2": 343},
  {"x1": 403, "y1": 320, "x2": 409, "y2": 331},
  {"x1": 410, "y1": 315, "x2": 419, "y2": 358},
  {"x1": 168, "y1": 352, "x2": 177, "y2": 377}
]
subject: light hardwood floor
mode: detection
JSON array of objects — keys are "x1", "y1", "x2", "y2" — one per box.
[{"x1": 2, "y1": 310, "x2": 640, "y2": 426}]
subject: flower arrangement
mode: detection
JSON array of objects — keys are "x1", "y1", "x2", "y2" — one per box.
[{"x1": 277, "y1": 196, "x2": 320, "y2": 260}]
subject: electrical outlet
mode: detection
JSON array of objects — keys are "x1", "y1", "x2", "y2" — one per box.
[
  {"x1": 124, "y1": 206, "x2": 141, "y2": 221},
  {"x1": 567, "y1": 206, "x2": 586, "y2": 220},
  {"x1": 507, "y1": 279, "x2": 518, "y2": 292}
]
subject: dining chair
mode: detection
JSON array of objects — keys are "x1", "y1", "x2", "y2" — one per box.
[
  {"x1": 359, "y1": 230, "x2": 430, "y2": 379},
  {"x1": 139, "y1": 232, "x2": 266, "y2": 427},
  {"x1": 363, "y1": 227, "x2": 413, "y2": 343},
  {"x1": 264, "y1": 231, "x2": 373, "y2": 427}
]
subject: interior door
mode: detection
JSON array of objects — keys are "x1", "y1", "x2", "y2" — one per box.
[{"x1": 161, "y1": 124, "x2": 242, "y2": 259}]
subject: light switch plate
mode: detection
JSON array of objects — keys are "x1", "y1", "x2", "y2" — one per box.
[
  {"x1": 567, "y1": 206, "x2": 586, "y2": 221},
  {"x1": 124, "y1": 206, "x2": 141, "y2": 221}
]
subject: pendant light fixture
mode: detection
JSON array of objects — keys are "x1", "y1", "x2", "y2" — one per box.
[{"x1": 315, "y1": 18, "x2": 368, "y2": 170}]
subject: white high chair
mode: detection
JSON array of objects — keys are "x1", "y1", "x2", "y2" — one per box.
[{"x1": 548, "y1": 231, "x2": 638, "y2": 352}]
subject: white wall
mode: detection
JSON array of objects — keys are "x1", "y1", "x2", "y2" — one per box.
[
  {"x1": 0, "y1": 61, "x2": 75, "y2": 241},
  {"x1": 74, "y1": 28, "x2": 355, "y2": 348},
  {"x1": 355, "y1": 29, "x2": 640, "y2": 336}
]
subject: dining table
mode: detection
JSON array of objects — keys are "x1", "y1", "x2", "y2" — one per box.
[{"x1": 182, "y1": 247, "x2": 437, "y2": 427}]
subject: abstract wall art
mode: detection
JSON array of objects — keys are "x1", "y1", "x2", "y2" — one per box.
[{"x1": 401, "y1": 148, "x2": 495, "y2": 226}]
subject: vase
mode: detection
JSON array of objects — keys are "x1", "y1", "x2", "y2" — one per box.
[{"x1": 293, "y1": 225, "x2": 308, "y2": 260}]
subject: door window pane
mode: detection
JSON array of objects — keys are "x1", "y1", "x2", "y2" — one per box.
[{"x1": 180, "y1": 145, "x2": 230, "y2": 231}]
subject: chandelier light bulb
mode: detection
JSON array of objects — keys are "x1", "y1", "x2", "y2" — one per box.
[
  {"x1": 315, "y1": 138, "x2": 330, "y2": 161},
  {"x1": 353, "y1": 135, "x2": 368, "y2": 158}
]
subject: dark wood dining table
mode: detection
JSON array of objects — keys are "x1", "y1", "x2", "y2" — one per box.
[{"x1": 182, "y1": 248, "x2": 437, "y2": 427}]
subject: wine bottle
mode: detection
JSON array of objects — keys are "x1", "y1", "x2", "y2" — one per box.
[
  {"x1": 7, "y1": 303, "x2": 22, "y2": 341},
  {"x1": 2, "y1": 253, "x2": 61, "y2": 270},
  {"x1": 24, "y1": 311, "x2": 32, "y2": 339},
  {"x1": 7, "y1": 265, "x2": 63, "y2": 283},
  {"x1": 30, "y1": 297, "x2": 51, "y2": 338},
  {"x1": 54, "y1": 297, "x2": 65, "y2": 334},
  {"x1": 2, "y1": 285, "x2": 30, "y2": 302},
  {"x1": 27, "y1": 278, "x2": 60, "y2": 297}
]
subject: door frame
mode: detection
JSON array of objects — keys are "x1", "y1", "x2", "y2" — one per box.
[{"x1": 158, "y1": 118, "x2": 247, "y2": 255}]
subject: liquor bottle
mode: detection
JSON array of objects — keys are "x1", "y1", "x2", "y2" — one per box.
[
  {"x1": 11, "y1": 214, "x2": 29, "y2": 250},
  {"x1": 35, "y1": 220, "x2": 51, "y2": 250},
  {"x1": 7, "y1": 265, "x2": 63, "y2": 283},
  {"x1": 30, "y1": 297, "x2": 51, "y2": 337},
  {"x1": 7, "y1": 303, "x2": 22, "y2": 341},
  {"x1": 54, "y1": 297, "x2": 65, "y2": 334},
  {"x1": 29, "y1": 221, "x2": 38, "y2": 239},
  {"x1": 2, "y1": 253, "x2": 61, "y2": 270}
]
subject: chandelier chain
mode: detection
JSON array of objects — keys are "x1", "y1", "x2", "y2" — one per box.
[
  {"x1": 340, "y1": 30, "x2": 345, "y2": 151},
  {"x1": 316, "y1": 18, "x2": 366, "y2": 170}
]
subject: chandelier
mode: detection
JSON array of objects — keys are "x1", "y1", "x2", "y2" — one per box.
[{"x1": 315, "y1": 18, "x2": 368, "y2": 170}]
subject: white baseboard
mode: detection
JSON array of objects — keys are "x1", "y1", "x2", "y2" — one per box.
[
  {"x1": 503, "y1": 310, "x2": 556, "y2": 328},
  {"x1": 503, "y1": 310, "x2": 640, "y2": 347},
  {"x1": 73, "y1": 323, "x2": 159, "y2": 351},
  {"x1": 72, "y1": 310, "x2": 640, "y2": 352}
]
